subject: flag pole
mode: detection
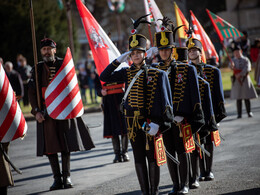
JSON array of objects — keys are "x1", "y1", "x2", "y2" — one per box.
[
  {"x1": 148, "y1": 24, "x2": 153, "y2": 46},
  {"x1": 29, "y1": 0, "x2": 41, "y2": 110}
]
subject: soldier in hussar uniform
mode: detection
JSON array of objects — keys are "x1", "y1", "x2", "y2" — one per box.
[
  {"x1": 187, "y1": 37, "x2": 227, "y2": 181},
  {"x1": 28, "y1": 38, "x2": 95, "y2": 191},
  {"x1": 100, "y1": 15, "x2": 174, "y2": 195},
  {"x1": 147, "y1": 17, "x2": 205, "y2": 195}
]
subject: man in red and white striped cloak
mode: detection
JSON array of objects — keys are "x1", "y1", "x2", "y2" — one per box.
[{"x1": 28, "y1": 38, "x2": 95, "y2": 191}]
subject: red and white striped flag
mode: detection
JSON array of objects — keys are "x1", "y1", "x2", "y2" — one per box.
[
  {"x1": 45, "y1": 48, "x2": 84, "y2": 120},
  {"x1": 145, "y1": 0, "x2": 163, "y2": 32},
  {"x1": 190, "y1": 10, "x2": 219, "y2": 62},
  {"x1": 76, "y1": 0, "x2": 127, "y2": 77},
  {"x1": 0, "y1": 63, "x2": 27, "y2": 143}
]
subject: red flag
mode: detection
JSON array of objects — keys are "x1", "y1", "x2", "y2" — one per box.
[
  {"x1": 45, "y1": 48, "x2": 84, "y2": 120},
  {"x1": 76, "y1": 0, "x2": 126, "y2": 76},
  {"x1": 0, "y1": 63, "x2": 27, "y2": 143},
  {"x1": 206, "y1": 9, "x2": 244, "y2": 42},
  {"x1": 190, "y1": 10, "x2": 219, "y2": 62}
]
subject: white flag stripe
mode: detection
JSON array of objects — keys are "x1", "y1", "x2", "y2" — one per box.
[
  {"x1": 47, "y1": 73, "x2": 78, "y2": 114},
  {"x1": 45, "y1": 59, "x2": 74, "y2": 98},
  {"x1": 0, "y1": 83, "x2": 14, "y2": 127},
  {"x1": 0, "y1": 66, "x2": 5, "y2": 90},
  {"x1": 2, "y1": 105, "x2": 21, "y2": 142},
  {"x1": 57, "y1": 91, "x2": 83, "y2": 119}
]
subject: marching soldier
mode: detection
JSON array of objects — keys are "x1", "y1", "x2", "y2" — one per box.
[
  {"x1": 187, "y1": 37, "x2": 227, "y2": 181},
  {"x1": 149, "y1": 17, "x2": 205, "y2": 195},
  {"x1": 94, "y1": 75, "x2": 130, "y2": 163},
  {"x1": 100, "y1": 16, "x2": 174, "y2": 195},
  {"x1": 28, "y1": 38, "x2": 95, "y2": 191}
]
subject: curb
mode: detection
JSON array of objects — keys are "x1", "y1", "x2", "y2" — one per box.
[{"x1": 24, "y1": 107, "x2": 102, "y2": 121}]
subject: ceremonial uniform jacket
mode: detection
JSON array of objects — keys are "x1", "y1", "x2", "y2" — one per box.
[
  {"x1": 154, "y1": 60, "x2": 204, "y2": 133},
  {"x1": 100, "y1": 60, "x2": 174, "y2": 133},
  {"x1": 230, "y1": 57, "x2": 258, "y2": 100},
  {"x1": 193, "y1": 63, "x2": 227, "y2": 123},
  {"x1": 94, "y1": 75, "x2": 127, "y2": 138},
  {"x1": 28, "y1": 57, "x2": 95, "y2": 156},
  {"x1": 197, "y1": 76, "x2": 218, "y2": 138}
]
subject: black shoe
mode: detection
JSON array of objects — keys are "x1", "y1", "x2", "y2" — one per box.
[
  {"x1": 199, "y1": 173, "x2": 205, "y2": 181},
  {"x1": 190, "y1": 180, "x2": 200, "y2": 189},
  {"x1": 177, "y1": 186, "x2": 189, "y2": 194},
  {"x1": 113, "y1": 154, "x2": 122, "y2": 163},
  {"x1": 122, "y1": 152, "x2": 130, "y2": 162},
  {"x1": 205, "y1": 172, "x2": 214, "y2": 181},
  {"x1": 63, "y1": 176, "x2": 73, "y2": 189},
  {"x1": 168, "y1": 185, "x2": 179, "y2": 195},
  {"x1": 50, "y1": 178, "x2": 63, "y2": 191},
  {"x1": 237, "y1": 115, "x2": 242, "y2": 119},
  {"x1": 248, "y1": 112, "x2": 253, "y2": 117}
]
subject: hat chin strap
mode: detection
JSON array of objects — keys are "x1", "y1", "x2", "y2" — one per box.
[{"x1": 163, "y1": 48, "x2": 173, "y2": 62}]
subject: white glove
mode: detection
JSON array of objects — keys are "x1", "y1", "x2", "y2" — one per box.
[
  {"x1": 146, "y1": 47, "x2": 158, "y2": 59},
  {"x1": 174, "y1": 116, "x2": 184, "y2": 123},
  {"x1": 116, "y1": 51, "x2": 131, "y2": 63},
  {"x1": 148, "y1": 122, "x2": 159, "y2": 136}
]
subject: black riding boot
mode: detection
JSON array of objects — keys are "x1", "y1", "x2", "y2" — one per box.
[
  {"x1": 47, "y1": 154, "x2": 63, "y2": 191},
  {"x1": 236, "y1": 100, "x2": 242, "y2": 118},
  {"x1": 135, "y1": 163, "x2": 150, "y2": 195},
  {"x1": 205, "y1": 143, "x2": 214, "y2": 181},
  {"x1": 62, "y1": 152, "x2": 73, "y2": 188},
  {"x1": 0, "y1": 186, "x2": 7, "y2": 195},
  {"x1": 189, "y1": 151, "x2": 200, "y2": 189},
  {"x1": 178, "y1": 153, "x2": 189, "y2": 194},
  {"x1": 245, "y1": 99, "x2": 253, "y2": 117},
  {"x1": 112, "y1": 136, "x2": 122, "y2": 163},
  {"x1": 167, "y1": 152, "x2": 180, "y2": 195},
  {"x1": 199, "y1": 151, "x2": 206, "y2": 181},
  {"x1": 121, "y1": 134, "x2": 130, "y2": 162},
  {"x1": 149, "y1": 162, "x2": 160, "y2": 195}
]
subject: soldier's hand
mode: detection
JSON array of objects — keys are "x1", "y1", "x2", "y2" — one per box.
[
  {"x1": 146, "y1": 47, "x2": 158, "y2": 59},
  {"x1": 174, "y1": 116, "x2": 184, "y2": 123},
  {"x1": 116, "y1": 51, "x2": 131, "y2": 63},
  {"x1": 36, "y1": 112, "x2": 45, "y2": 123},
  {"x1": 148, "y1": 122, "x2": 159, "y2": 136},
  {"x1": 101, "y1": 89, "x2": 107, "y2": 96}
]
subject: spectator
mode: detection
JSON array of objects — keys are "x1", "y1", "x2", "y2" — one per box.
[
  {"x1": 250, "y1": 38, "x2": 260, "y2": 66},
  {"x1": 78, "y1": 63, "x2": 88, "y2": 105},
  {"x1": 85, "y1": 50, "x2": 97, "y2": 103},
  {"x1": 17, "y1": 56, "x2": 32, "y2": 106},
  {"x1": 240, "y1": 31, "x2": 251, "y2": 59},
  {"x1": 4, "y1": 61, "x2": 24, "y2": 100},
  {"x1": 229, "y1": 43, "x2": 258, "y2": 118},
  {"x1": 15, "y1": 54, "x2": 24, "y2": 70}
]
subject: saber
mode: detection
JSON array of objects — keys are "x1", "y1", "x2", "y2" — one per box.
[
  {"x1": 194, "y1": 139, "x2": 211, "y2": 157},
  {"x1": 165, "y1": 149, "x2": 180, "y2": 166},
  {"x1": 0, "y1": 144, "x2": 22, "y2": 174}
]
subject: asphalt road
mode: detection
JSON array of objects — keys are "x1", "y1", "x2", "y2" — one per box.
[{"x1": 8, "y1": 98, "x2": 260, "y2": 195}]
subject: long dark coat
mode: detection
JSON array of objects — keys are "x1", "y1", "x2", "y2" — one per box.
[
  {"x1": 28, "y1": 57, "x2": 95, "y2": 156},
  {"x1": 0, "y1": 143, "x2": 13, "y2": 187},
  {"x1": 94, "y1": 75, "x2": 127, "y2": 138}
]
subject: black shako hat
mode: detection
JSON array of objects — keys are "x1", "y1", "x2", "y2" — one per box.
[
  {"x1": 128, "y1": 15, "x2": 150, "y2": 51},
  {"x1": 186, "y1": 38, "x2": 202, "y2": 52},
  {"x1": 173, "y1": 47, "x2": 188, "y2": 62},
  {"x1": 154, "y1": 29, "x2": 174, "y2": 50},
  {"x1": 40, "y1": 38, "x2": 56, "y2": 49}
]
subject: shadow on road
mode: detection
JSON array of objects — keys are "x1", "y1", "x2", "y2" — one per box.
[{"x1": 221, "y1": 188, "x2": 260, "y2": 195}]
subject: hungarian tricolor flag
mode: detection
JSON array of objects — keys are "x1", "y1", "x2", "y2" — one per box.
[
  {"x1": 0, "y1": 63, "x2": 27, "y2": 143},
  {"x1": 144, "y1": 0, "x2": 163, "y2": 32},
  {"x1": 76, "y1": 0, "x2": 126, "y2": 77},
  {"x1": 206, "y1": 9, "x2": 244, "y2": 42},
  {"x1": 190, "y1": 10, "x2": 219, "y2": 62},
  {"x1": 45, "y1": 48, "x2": 84, "y2": 120}
]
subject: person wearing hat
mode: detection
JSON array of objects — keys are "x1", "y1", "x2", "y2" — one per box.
[
  {"x1": 230, "y1": 42, "x2": 258, "y2": 118},
  {"x1": 147, "y1": 17, "x2": 205, "y2": 195},
  {"x1": 187, "y1": 37, "x2": 227, "y2": 182},
  {"x1": 28, "y1": 38, "x2": 95, "y2": 191},
  {"x1": 100, "y1": 16, "x2": 174, "y2": 195}
]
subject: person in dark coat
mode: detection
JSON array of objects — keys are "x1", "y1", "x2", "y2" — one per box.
[
  {"x1": 17, "y1": 56, "x2": 32, "y2": 106},
  {"x1": 147, "y1": 19, "x2": 204, "y2": 194},
  {"x1": 78, "y1": 64, "x2": 88, "y2": 105},
  {"x1": 0, "y1": 143, "x2": 14, "y2": 195},
  {"x1": 28, "y1": 38, "x2": 95, "y2": 191},
  {"x1": 100, "y1": 16, "x2": 174, "y2": 194},
  {"x1": 94, "y1": 74, "x2": 129, "y2": 163},
  {"x1": 187, "y1": 37, "x2": 227, "y2": 182},
  {"x1": 4, "y1": 61, "x2": 24, "y2": 100}
]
